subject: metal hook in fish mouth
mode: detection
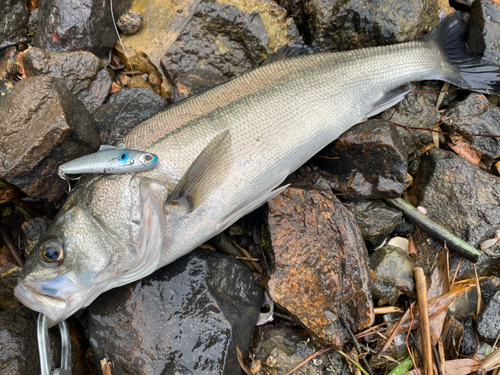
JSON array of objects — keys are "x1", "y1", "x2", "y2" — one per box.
[
  {"x1": 57, "y1": 169, "x2": 81, "y2": 194},
  {"x1": 38, "y1": 313, "x2": 72, "y2": 375}
]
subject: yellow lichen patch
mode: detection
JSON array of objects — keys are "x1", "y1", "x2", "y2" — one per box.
[
  {"x1": 217, "y1": 0, "x2": 295, "y2": 52},
  {"x1": 120, "y1": 0, "x2": 202, "y2": 68}
]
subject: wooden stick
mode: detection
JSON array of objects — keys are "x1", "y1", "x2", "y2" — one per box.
[
  {"x1": 438, "y1": 340, "x2": 446, "y2": 375},
  {"x1": 415, "y1": 267, "x2": 433, "y2": 375},
  {"x1": 374, "y1": 306, "x2": 403, "y2": 315},
  {"x1": 380, "y1": 304, "x2": 412, "y2": 354}
]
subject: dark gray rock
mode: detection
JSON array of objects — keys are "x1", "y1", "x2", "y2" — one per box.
[
  {"x1": 161, "y1": 1, "x2": 298, "y2": 101},
  {"x1": 380, "y1": 83, "x2": 443, "y2": 155},
  {"x1": 0, "y1": 0, "x2": 29, "y2": 49},
  {"x1": 302, "y1": 0, "x2": 441, "y2": 52},
  {"x1": 480, "y1": 277, "x2": 500, "y2": 304},
  {"x1": 443, "y1": 93, "x2": 500, "y2": 158},
  {"x1": 460, "y1": 316, "x2": 478, "y2": 357},
  {"x1": 313, "y1": 119, "x2": 407, "y2": 201},
  {"x1": 0, "y1": 76, "x2": 100, "y2": 201},
  {"x1": 33, "y1": 0, "x2": 131, "y2": 58},
  {"x1": 477, "y1": 290, "x2": 500, "y2": 344},
  {"x1": 0, "y1": 306, "x2": 87, "y2": 375},
  {"x1": 468, "y1": 0, "x2": 500, "y2": 64},
  {"x1": 253, "y1": 326, "x2": 352, "y2": 375},
  {"x1": 370, "y1": 245, "x2": 417, "y2": 306},
  {"x1": 348, "y1": 200, "x2": 403, "y2": 248},
  {"x1": 409, "y1": 148, "x2": 500, "y2": 247},
  {"x1": 116, "y1": 9, "x2": 143, "y2": 36},
  {"x1": 22, "y1": 217, "x2": 51, "y2": 257},
  {"x1": 94, "y1": 88, "x2": 169, "y2": 145},
  {"x1": 88, "y1": 249, "x2": 263, "y2": 375},
  {"x1": 23, "y1": 47, "x2": 111, "y2": 113}
]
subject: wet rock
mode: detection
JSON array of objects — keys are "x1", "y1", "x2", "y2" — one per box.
[
  {"x1": 442, "y1": 94, "x2": 500, "y2": 159},
  {"x1": 409, "y1": 148, "x2": 500, "y2": 247},
  {"x1": 380, "y1": 83, "x2": 443, "y2": 155},
  {"x1": 347, "y1": 200, "x2": 403, "y2": 248},
  {"x1": 0, "y1": 245, "x2": 19, "y2": 310},
  {"x1": 477, "y1": 290, "x2": 500, "y2": 344},
  {"x1": 88, "y1": 249, "x2": 263, "y2": 375},
  {"x1": 0, "y1": 0, "x2": 29, "y2": 49},
  {"x1": 0, "y1": 76, "x2": 100, "y2": 201},
  {"x1": 480, "y1": 277, "x2": 500, "y2": 304},
  {"x1": 94, "y1": 87, "x2": 168, "y2": 145},
  {"x1": 116, "y1": 9, "x2": 143, "y2": 36},
  {"x1": 314, "y1": 119, "x2": 407, "y2": 201},
  {"x1": 302, "y1": 0, "x2": 444, "y2": 52},
  {"x1": 21, "y1": 217, "x2": 51, "y2": 257},
  {"x1": 468, "y1": 0, "x2": 500, "y2": 63},
  {"x1": 370, "y1": 245, "x2": 417, "y2": 306},
  {"x1": 266, "y1": 187, "x2": 374, "y2": 348},
  {"x1": 253, "y1": 326, "x2": 351, "y2": 375},
  {"x1": 23, "y1": 47, "x2": 112, "y2": 113},
  {"x1": 161, "y1": 0, "x2": 299, "y2": 101},
  {"x1": 460, "y1": 316, "x2": 478, "y2": 357},
  {"x1": 121, "y1": 0, "x2": 297, "y2": 74},
  {"x1": 0, "y1": 306, "x2": 87, "y2": 374},
  {"x1": 34, "y1": 0, "x2": 131, "y2": 58}
]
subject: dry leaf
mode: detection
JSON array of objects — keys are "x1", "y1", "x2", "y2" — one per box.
[
  {"x1": 448, "y1": 141, "x2": 482, "y2": 165},
  {"x1": 441, "y1": 316, "x2": 464, "y2": 360},
  {"x1": 403, "y1": 358, "x2": 481, "y2": 375},
  {"x1": 109, "y1": 82, "x2": 122, "y2": 94}
]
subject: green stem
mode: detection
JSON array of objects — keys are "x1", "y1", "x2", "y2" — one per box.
[
  {"x1": 385, "y1": 198, "x2": 482, "y2": 263},
  {"x1": 387, "y1": 356, "x2": 414, "y2": 375}
]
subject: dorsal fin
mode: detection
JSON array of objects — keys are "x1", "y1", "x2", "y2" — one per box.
[{"x1": 262, "y1": 43, "x2": 315, "y2": 66}]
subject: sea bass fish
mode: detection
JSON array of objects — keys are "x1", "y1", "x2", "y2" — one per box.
[{"x1": 13, "y1": 13, "x2": 500, "y2": 324}]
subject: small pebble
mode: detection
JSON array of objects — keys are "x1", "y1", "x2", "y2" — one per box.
[{"x1": 116, "y1": 10, "x2": 143, "y2": 36}]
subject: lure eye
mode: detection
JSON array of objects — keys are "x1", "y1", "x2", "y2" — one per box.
[
  {"x1": 121, "y1": 153, "x2": 126, "y2": 160},
  {"x1": 39, "y1": 238, "x2": 64, "y2": 264},
  {"x1": 144, "y1": 155, "x2": 153, "y2": 162}
]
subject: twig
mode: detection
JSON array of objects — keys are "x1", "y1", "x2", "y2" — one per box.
[
  {"x1": 315, "y1": 155, "x2": 340, "y2": 160},
  {"x1": 374, "y1": 306, "x2": 403, "y2": 314},
  {"x1": 391, "y1": 122, "x2": 500, "y2": 139},
  {"x1": 450, "y1": 258, "x2": 463, "y2": 288},
  {"x1": 0, "y1": 225, "x2": 24, "y2": 267},
  {"x1": 435, "y1": 82, "x2": 450, "y2": 111},
  {"x1": 438, "y1": 340, "x2": 446, "y2": 375},
  {"x1": 474, "y1": 264, "x2": 482, "y2": 318},
  {"x1": 433, "y1": 346, "x2": 444, "y2": 375},
  {"x1": 477, "y1": 346, "x2": 500, "y2": 375},
  {"x1": 384, "y1": 198, "x2": 482, "y2": 262},
  {"x1": 340, "y1": 316, "x2": 375, "y2": 375},
  {"x1": 235, "y1": 256, "x2": 261, "y2": 261},
  {"x1": 338, "y1": 350, "x2": 369, "y2": 375},
  {"x1": 284, "y1": 347, "x2": 332, "y2": 375},
  {"x1": 232, "y1": 241, "x2": 263, "y2": 273},
  {"x1": 406, "y1": 305, "x2": 421, "y2": 375},
  {"x1": 415, "y1": 267, "x2": 433, "y2": 375},
  {"x1": 409, "y1": 331, "x2": 424, "y2": 364},
  {"x1": 380, "y1": 304, "x2": 412, "y2": 354}
]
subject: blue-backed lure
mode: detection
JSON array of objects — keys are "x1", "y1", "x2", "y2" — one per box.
[{"x1": 58, "y1": 145, "x2": 158, "y2": 177}]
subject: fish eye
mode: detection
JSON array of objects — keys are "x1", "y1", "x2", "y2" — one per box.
[{"x1": 39, "y1": 238, "x2": 64, "y2": 264}]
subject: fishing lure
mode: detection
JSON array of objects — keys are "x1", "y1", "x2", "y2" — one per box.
[{"x1": 58, "y1": 145, "x2": 158, "y2": 191}]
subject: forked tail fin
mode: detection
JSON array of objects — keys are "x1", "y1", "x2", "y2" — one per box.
[{"x1": 423, "y1": 11, "x2": 500, "y2": 94}]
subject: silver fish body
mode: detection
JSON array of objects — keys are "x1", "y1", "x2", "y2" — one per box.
[
  {"x1": 14, "y1": 13, "x2": 500, "y2": 324},
  {"x1": 58, "y1": 147, "x2": 158, "y2": 175}
]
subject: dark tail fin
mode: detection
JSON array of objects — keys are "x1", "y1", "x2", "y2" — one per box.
[{"x1": 423, "y1": 12, "x2": 500, "y2": 94}]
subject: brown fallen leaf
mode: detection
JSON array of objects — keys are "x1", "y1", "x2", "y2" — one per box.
[
  {"x1": 403, "y1": 358, "x2": 482, "y2": 375},
  {"x1": 441, "y1": 317, "x2": 464, "y2": 360},
  {"x1": 109, "y1": 82, "x2": 122, "y2": 94},
  {"x1": 448, "y1": 141, "x2": 482, "y2": 165},
  {"x1": 0, "y1": 188, "x2": 19, "y2": 204},
  {"x1": 428, "y1": 246, "x2": 450, "y2": 346}
]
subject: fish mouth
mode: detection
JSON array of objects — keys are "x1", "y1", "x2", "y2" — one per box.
[{"x1": 14, "y1": 276, "x2": 81, "y2": 324}]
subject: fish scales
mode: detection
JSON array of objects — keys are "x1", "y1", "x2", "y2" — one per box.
[{"x1": 12, "y1": 13, "x2": 500, "y2": 324}]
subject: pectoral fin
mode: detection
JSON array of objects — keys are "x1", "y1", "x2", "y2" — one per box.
[{"x1": 166, "y1": 130, "x2": 231, "y2": 212}]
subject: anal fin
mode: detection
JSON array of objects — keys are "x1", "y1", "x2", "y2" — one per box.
[
  {"x1": 366, "y1": 86, "x2": 411, "y2": 118},
  {"x1": 166, "y1": 130, "x2": 231, "y2": 212}
]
